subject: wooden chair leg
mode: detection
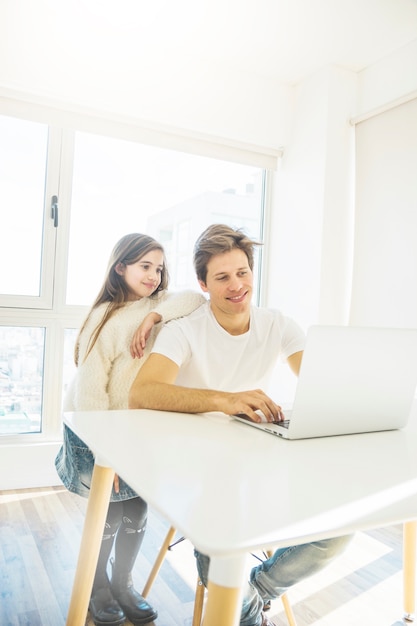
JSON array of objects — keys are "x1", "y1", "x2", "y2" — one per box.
[
  {"x1": 403, "y1": 521, "x2": 417, "y2": 622},
  {"x1": 142, "y1": 526, "x2": 205, "y2": 625},
  {"x1": 142, "y1": 525, "x2": 176, "y2": 598},
  {"x1": 192, "y1": 578, "x2": 205, "y2": 626},
  {"x1": 281, "y1": 592, "x2": 297, "y2": 626}
]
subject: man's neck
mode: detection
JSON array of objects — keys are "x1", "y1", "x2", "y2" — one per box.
[{"x1": 210, "y1": 306, "x2": 250, "y2": 336}]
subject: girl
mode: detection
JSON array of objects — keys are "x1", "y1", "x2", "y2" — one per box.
[{"x1": 55, "y1": 233, "x2": 205, "y2": 626}]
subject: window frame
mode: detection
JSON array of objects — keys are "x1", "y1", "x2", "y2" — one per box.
[{"x1": 0, "y1": 125, "x2": 63, "y2": 310}]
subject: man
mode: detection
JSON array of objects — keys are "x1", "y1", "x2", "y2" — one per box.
[{"x1": 129, "y1": 224, "x2": 351, "y2": 626}]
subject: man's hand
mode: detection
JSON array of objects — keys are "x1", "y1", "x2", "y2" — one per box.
[{"x1": 223, "y1": 389, "x2": 284, "y2": 423}]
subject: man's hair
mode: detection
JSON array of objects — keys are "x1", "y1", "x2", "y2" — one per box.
[{"x1": 193, "y1": 224, "x2": 262, "y2": 283}]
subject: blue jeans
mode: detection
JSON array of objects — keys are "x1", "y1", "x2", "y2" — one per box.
[
  {"x1": 55, "y1": 425, "x2": 138, "y2": 501},
  {"x1": 195, "y1": 535, "x2": 352, "y2": 626}
]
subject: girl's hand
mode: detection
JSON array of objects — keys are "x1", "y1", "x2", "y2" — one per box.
[
  {"x1": 114, "y1": 474, "x2": 120, "y2": 493},
  {"x1": 130, "y1": 312, "x2": 162, "y2": 358}
]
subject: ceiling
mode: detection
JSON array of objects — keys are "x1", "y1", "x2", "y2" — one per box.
[{"x1": 1, "y1": 0, "x2": 417, "y2": 90}]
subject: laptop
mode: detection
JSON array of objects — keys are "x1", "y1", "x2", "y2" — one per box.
[{"x1": 233, "y1": 325, "x2": 417, "y2": 439}]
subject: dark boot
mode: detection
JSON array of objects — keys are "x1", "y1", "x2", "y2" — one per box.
[
  {"x1": 89, "y1": 574, "x2": 126, "y2": 626},
  {"x1": 110, "y1": 498, "x2": 157, "y2": 625},
  {"x1": 90, "y1": 507, "x2": 125, "y2": 626},
  {"x1": 111, "y1": 565, "x2": 157, "y2": 625}
]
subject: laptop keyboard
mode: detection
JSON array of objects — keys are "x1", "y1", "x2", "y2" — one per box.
[
  {"x1": 234, "y1": 412, "x2": 291, "y2": 429},
  {"x1": 274, "y1": 419, "x2": 290, "y2": 429},
  {"x1": 275, "y1": 409, "x2": 292, "y2": 428}
]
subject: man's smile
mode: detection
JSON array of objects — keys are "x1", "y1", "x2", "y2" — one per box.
[{"x1": 227, "y1": 291, "x2": 248, "y2": 303}]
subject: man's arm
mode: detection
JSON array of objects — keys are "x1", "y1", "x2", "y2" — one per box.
[
  {"x1": 287, "y1": 350, "x2": 303, "y2": 376},
  {"x1": 128, "y1": 353, "x2": 282, "y2": 422}
]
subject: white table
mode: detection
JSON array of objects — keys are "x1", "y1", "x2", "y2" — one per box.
[{"x1": 64, "y1": 402, "x2": 417, "y2": 625}]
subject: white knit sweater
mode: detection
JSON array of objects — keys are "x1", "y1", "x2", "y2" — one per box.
[{"x1": 64, "y1": 290, "x2": 205, "y2": 412}]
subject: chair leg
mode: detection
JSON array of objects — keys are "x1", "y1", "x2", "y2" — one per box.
[
  {"x1": 142, "y1": 525, "x2": 177, "y2": 598},
  {"x1": 281, "y1": 592, "x2": 297, "y2": 626},
  {"x1": 192, "y1": 578, "x2": 205, "y2": 626},
  {"x1": 142, "y1": 526, "x2": 205, "y2": 625},
  {"x1": 403, "y1": 521, "x2": 417, "y2": 622}
]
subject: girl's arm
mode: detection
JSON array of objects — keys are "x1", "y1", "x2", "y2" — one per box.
[
  {"x1": 130, "y1": 291, "x2": 206, "y2": 358},
  {"x1": 130, "y1": 311, "x2": 162, "y2": 358}
]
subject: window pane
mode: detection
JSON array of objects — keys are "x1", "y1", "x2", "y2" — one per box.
[
  {"x1": 0, "y1": 327, "x2": 44, "y2": 435},
  {"x1": 67, "y1": 132, "x2": 265, "y2": 305},
  {"x1": 0, "y1": 115, "x2": 48, "y2": 296}
]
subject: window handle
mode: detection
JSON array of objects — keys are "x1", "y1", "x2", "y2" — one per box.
[{"x1": 51, "y1": 195, "x2": 59, "y2": 227}]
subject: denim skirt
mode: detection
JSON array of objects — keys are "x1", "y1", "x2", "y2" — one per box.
[{"x1": 55, "y1": 425, "x2": 138, "y2": 501}]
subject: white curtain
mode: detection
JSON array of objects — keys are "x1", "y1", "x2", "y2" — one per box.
[{"x1": 349, "y1": 97, "x2": 417, "y2": 328}]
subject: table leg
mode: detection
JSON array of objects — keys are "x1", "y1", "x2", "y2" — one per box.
[
  {"x1": 404, "y1": 521, "x2": 417, "y2": 622},
  {"x1": 201, "y1": 554, "x2": 247, "y2": 626},
  {"x1": 66, "y1": 463, "x2": 115, "y2": 626},
  {"x1": 202, "y1": 582, "x2": 243, "y2": 626}
]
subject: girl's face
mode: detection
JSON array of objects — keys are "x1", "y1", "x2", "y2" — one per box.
[{"x1": 118, "y1": 249, "x2": 164, "y2": 300}]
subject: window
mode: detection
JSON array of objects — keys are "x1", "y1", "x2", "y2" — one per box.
[
  {"x1": 67, "y1": 131, "x2": 265, "y2": 304},
  {"x1": 0, "y1": 116, "x2": 47, "y2": 297},
  {"x1": 0, "y1": 109, "x2": 269, "y2": 439},
  {"x1": 0, "y1": 326, "x2": 44, "y2": 434}
]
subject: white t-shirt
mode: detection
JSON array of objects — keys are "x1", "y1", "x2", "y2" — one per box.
[{"x1": 151, "y1": 302, "x2": 305, "y2": 391}]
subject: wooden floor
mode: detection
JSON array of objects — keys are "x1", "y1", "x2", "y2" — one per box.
[{"x1": 0, "y1": 486, "x2": 414, "y2": 626}]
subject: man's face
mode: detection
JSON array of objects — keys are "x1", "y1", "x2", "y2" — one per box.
[{"x1": 199, "y1": 248, "x2": 253, "y2": 317}]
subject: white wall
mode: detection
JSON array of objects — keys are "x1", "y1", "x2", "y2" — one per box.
[
  {"x1": 0, "y1": 443, "x2": 61, "y2": 490},
  {"x1": 357, "y1": 39, "x2": 417, "y2": 115},
  {"x1": 265, "y1": 67, "x2": 357, "y2": 330},
  {"x1": 265, "y1": 40, "x2": 417, "y2": 332},
  {"x1": 263, "y1": 66, "x2": 357, "y2": 404},
  {"x1": 350, "y1": 97, "x2": 417, "y2": 328}
]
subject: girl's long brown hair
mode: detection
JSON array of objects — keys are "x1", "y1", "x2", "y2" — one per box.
[{"x1": 74, "y1": 233, "x2": 169, "y2": 365}]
